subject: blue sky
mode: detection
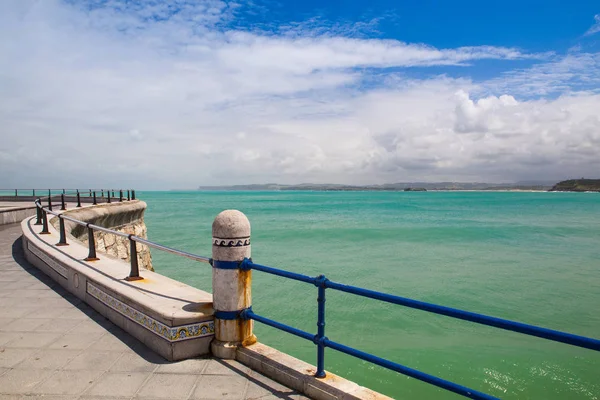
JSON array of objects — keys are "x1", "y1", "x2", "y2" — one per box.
[{"x1": 1, "y1": 0, "x2": 599, "y2": 188}]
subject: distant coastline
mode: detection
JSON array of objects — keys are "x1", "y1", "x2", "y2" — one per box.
[{"x1": 197, "y1": 179, "x2": 600, "y2": 192}]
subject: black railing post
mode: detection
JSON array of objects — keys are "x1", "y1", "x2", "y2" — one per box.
[
  {"x1": 35, "y1": 202, "x2": 42, "y2": 225},
  {"x1": 89, "y1": 189, "x2": 92, "y2": 197},
  {"x1": 40, "y1": 210, "x2": 50, "y2": 234},
  {"x1": 47, "y1": 190, "x2": 53, "y2": 211},
  {"x1": 93, "y1": 191, "x2": 97, "y2": 205},
  {"x1": 15, "y1": 189, "x2": 17, "y2": 197},
  {"x1": 127, "y1": 190, "x2": 130, "y2": 201},
  {"x1": 315, "y1": 275, "x2": 327, "y2": 378},
  {"x1": 84, "y1": 225, "x2": 99, "y2": 261},
  {"x1": 112, "y1": 190, "x2": 115, "y2": 199},
  {"x1": 107, "y1": 191, "x2": 112, "y2": 203},
  {"x1": 60, "y1": 194, "x2": 66, "y2": 210},
  {"x1": 132, "y1": 190, "x2": 136, "y2": 200},
  {"x1": 62, "y1": 189, "x2": 65, "y2": 194},
  {"x1": 76, "y1": 190, "x2": 81, "y2": 207},
  {"x1": 119, "y1": 190, "x2": 123, "y2": 202},
  {"x1": 56, "y1": 216, "x2": 68, "y2": 246},
  {"x1": 101, "y1": 190, "x2": 104, "y2": 198},
  {"x1": 33, "y1": 189, "x2": 35, "y2": 196},
  {"x1": 125, "y1": 236, "x2": 142, "y2": 281}
]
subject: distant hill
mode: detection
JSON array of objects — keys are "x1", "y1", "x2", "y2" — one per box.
[{"x1": 549, "y1": 179, "x2": 600, "y2": 192}]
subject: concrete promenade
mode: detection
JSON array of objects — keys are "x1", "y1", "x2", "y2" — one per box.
[{"x1": 0, "y1": 222, "x2": 308, "y2": 400}]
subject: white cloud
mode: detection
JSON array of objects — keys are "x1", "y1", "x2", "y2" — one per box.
[
  {"x1": 584, "y1": 14, "x2": 600, "y2": 36},
  {"x1": 0, "y1": 0, "x2": 599, "y2": 189}
]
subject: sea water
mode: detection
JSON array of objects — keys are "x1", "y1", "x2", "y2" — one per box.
[{"x1": 139, "y1": 191, "x2": 600, "y2": 399}]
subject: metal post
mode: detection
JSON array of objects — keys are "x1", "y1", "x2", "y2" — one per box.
[
  {"x1": 127, "y1": 190, "x2": 130, "y2": 201},
  {"x1": 101, "y1": 190, "x2": 104, "y2": 198},
  {"x1": 56, "y1": 216, "x2": 68, "y2": 246},
  {"x1": 132, "y1": 190, "x2": 136, "y2": 200},
  {"x1": 15, "y1": 189, "x2": 17, "y2": 197},
  {"x1": 47, "y1": 190, "x2": 52, "y2": 211},
  {"x1": 89, "y1": 189, "x2": 92, "y2": 197},
  {"x1": 108, "y1": 191, "x2": 111, "y2": 203},
  {"x1": 315, "y1": 276, "x2": 327, "y2": 378},
  {"x1": 35, "y1": 203, "x2": 42, "y2": 225},
  {"x1": 211, "y1": 210, "x2": 254, "y2": 359},
  {"x1": 119, "y1": 190, "x2": 123, "y2": 202},
  {"x1": 33, "y1": 189, "x2": 35, "y2": 196},
  {"x1": 60, "y1": 194, "x2": 66, "y2": 211},
  {"x1": 93, "y1": 191, "x2": 97, "y2": 205},
  {"x1": 125, "y1": 236, "x2": 142, "y2": 281},
  {"x1": 40, "y1": 210, "x2": 50, "y2": 234},
  {"x1": 62, "y1": 189, "x2": 65, "y2": 194},
  {"x1": 112, "y1": 190, "x2": 115, "y2": 199},
  {"x1": 84, "y1": 225, "x2": 99, "y2": 261},
  {"x1": 76, "y1": 190, "x2": 81, "y2": 207}
]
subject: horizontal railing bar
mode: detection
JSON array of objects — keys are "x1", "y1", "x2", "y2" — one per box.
[
  {"x1": 246, "y1": 310, "x2": 315, "y2": 342},
  {"x1": 132, "y1": 237, "x2": 211, "y2": 263},
  {"x1": 87, "y1": 223, "x2": 130, "y2": 238},
  {"x1": 246, "y1": 261, "x2": 317, "y2": 285},
  {"x1": 323, "y1": 339, "x2": 497, "y2": 400},
  {"x1": 324, "y1": 280, "x2": 600, "y2": 351}
]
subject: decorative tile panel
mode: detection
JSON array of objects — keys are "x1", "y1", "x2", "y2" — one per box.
[
  {"x1": 86, "y1": 282, "x2": 214, "y2": 342},
  {"x1": 27, "y1": 241, "x2": 68, "y2": 278}
]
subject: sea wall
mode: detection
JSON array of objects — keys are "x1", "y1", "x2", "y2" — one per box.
[
  {"x1": 0, "y1": 205, "x2": 37, "y2": 225},
  {"x1": 52, "y1": 201, "x2": 154, "y2": 271}
]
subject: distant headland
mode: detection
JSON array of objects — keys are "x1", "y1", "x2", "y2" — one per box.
[
  {"x1": 549, "y1": 179, "x2": 600, "y2": 192},
  {"x1": 198, "y1": 179, "x2": 600, "y2": 192}
]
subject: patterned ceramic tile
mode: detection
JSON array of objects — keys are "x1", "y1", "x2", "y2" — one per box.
[
  {"x1": 212, "y1": 237, "x2": 250, "y2": 247},
  {"x1": 86, "y1": 282, "x2": 214, "y2": 342},
  {"x1": 27, "y1": 242, "x2": 68, "y2": 278}
]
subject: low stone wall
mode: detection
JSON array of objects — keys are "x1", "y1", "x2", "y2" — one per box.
[
  {"x1": 53, "y1": 201, "x2": 153, "y2": 271},
  {"x1": 0, "y1": 206, "x2": 36, "y2": 225}
]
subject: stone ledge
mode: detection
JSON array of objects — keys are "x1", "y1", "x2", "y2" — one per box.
[
  {"x1": 21, "y1": 213, "x2": 214, "y2": 361},
  {"x1": 237, "y1": 342, "x2": 393, "y2": 400}
]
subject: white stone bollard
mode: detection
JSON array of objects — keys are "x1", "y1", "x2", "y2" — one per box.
[{"x1": 210, "y1": 210, "x2": 256, "y2": 359}]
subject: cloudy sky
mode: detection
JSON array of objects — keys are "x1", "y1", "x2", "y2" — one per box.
[{"x1": 1, "y1": 0, "x2": 599, "y2": 189}]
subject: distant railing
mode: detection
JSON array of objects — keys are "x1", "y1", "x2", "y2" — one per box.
[{"x1": 31, "y1": 196, "x2": 600, "y2": 400}]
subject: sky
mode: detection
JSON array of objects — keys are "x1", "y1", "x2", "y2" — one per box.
[{"x1": 1, "y1": 0, "x2": 599, "y2": 189}]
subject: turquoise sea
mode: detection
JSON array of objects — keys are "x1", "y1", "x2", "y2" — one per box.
[{"x1": 139, "y1": 191, "x2": 600, "y2": 399}]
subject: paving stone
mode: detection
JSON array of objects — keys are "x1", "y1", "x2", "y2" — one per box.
[
  {"x1": 192, "y1": 375, "x2": 248, "y2": 399},
  {"x1": 48, "y1": 332, "x2": 105, "y2": 350},
  {"x1": 2, "y1": 318, "x2": 50, "y2": 332},
  {"x1": 0, "y1": 368, "x2": 55, "y2": 394},
  {"x1": 204, "y1": 359, "x2": 252, "y2": 375},
  {"x1": 15, "y1": 348, "x2": 81, "y2": 370},
  {"x1": 30, "y1": 370, "x2": 104, "y2": 395},
  {"x1": 0, "y1": 307, "x2": 35, "y2": 319},
  {"x1": 63, "y1": 350, "x2": 123, "y2": 371},
  {"x1": 136, "y1": 373, "x2": 198, "y2": 399},
  {"x1": 84, "y1": 372, "x2": 151, "y2": 397},
  {"x1": 109, "y1": 352, "x2": 161, "y2": 373},
  {"x1": 155, "y1": 358, "x2": 208, "y2": 374},
  {"x1": 3, "y1": 332, "x2": 63, "y2": 348},
  {"x1": 36, "y1": 318, "x2": 84, "y2": 333},
  {"x1": 0, "y1": 347, "x2": 38, "y2": 368}
]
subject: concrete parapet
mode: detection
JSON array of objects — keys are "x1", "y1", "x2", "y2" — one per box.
[
  {"x1": 21, "y1": 214, "x2": 214, "y2": 361},
  {"x1": 237, "y1": 342, "x2": 392, "y2": 400},
  {"x1": 0, "y1": 204, "x2": 37, "y2": 225}
]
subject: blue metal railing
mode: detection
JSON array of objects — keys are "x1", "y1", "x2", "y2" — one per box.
[{"x1": 232, "y1": 258, "x2": 600, "y2": 400}]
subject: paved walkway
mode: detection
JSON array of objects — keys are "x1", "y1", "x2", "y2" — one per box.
[{"x1": 0, "y1": 223, "x2": 308, "y2": 400}]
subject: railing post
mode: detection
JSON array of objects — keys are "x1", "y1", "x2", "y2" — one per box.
[
  {"x1": 211, "y1": 210, "x2": 255, "y2": 359},
  {"x1": 60, "y1": 194, "x2": 66, "y2": 211},
  {"x1": 315, "y1": 275, "x2": 328, "y2": 378},
  {"x1": 35, "y1": 202, "x2": 42, "y2": 225},
  {"x1": 108, "y1": 191, "x2": 111, "y2": 203},
  {"x1": 93, "y1": 191, "x2": 97, "y2": 205},
  {"x1": 62, "y1": 189, "x2": 65, "y2": 194},
  {"x1": 101, "y1": 189, "x2": 104, "y2": 198},
  {"x1": 40, "y1": 210, "x2": 50, "y2": 234},
  {"x1": 125, "y1": 236, "x2": 143, "y2": 281},
  {"x1": 33, "y1": 189, "x2": 35, "y2": 196},
  {"x1": 112, "y1": 190, "x2": 115, "y2": 199},
  {"x1": 47, "y1": 190, "x2": 52, "y2": 211},
  {"x1": 84, "y1": 225, "x2": 99, "y2": 261},
  {"x1": 119, "y1": 190, "x2": 123, "y2": 202},
  {"x1": 127, "y1": 190, "x2": 130, "y2": 201},
  {"x1": 56, "y1": 216, "x2": 68, "y2": 246},
  {"x1": 76, "y1": 190, "x2": 81, "y2": 207},
  {"x1": 15, "y1": 189, "x2": 17, "y2": 197},
  {"x1": 132, "y1": 190, "x2": 136, "y2": 200}
]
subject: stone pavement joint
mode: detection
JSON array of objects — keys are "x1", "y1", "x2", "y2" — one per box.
[{"x1": 0, "y1": 223, "x2": 310, "y2": 400}]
